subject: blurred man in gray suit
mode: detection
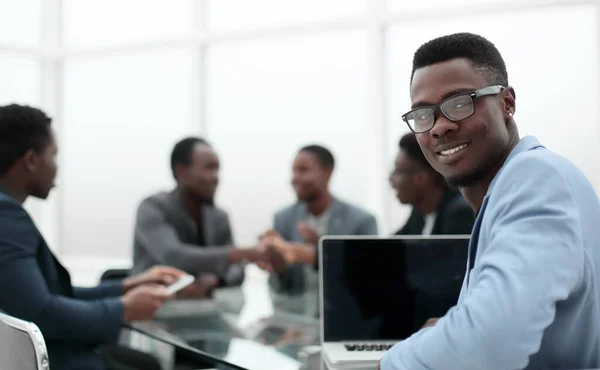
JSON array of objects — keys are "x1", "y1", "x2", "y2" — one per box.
[
  {"x1": 267, "y1": 145, "x2": 378, "y2": 296},
  {"x1": 132, "y1": 137, "x2": 264, "y2": 296}
]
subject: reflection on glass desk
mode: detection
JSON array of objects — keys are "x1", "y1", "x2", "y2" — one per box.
[{"x1": 125, "y1": 271, "x2": 321, "y2": 370}]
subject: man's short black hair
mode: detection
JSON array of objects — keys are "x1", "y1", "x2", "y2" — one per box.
[
  {"x1": 170, "y1": 137, "x2": 211, "y2": 179},
  {"x1": 411, "y1": 32, "x2": 508, "y2": 87},
  {"x1": 299, "y1": 145, "x2": 335, "y2": 169},
  {"x1": 399, "y1": 132, "x2": 444, "y2": 183},
  {"x1": 0, "y1": 104, "x2": 52, "y2": 177}
]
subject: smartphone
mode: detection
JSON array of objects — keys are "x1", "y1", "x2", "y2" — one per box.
[{"x1": 165, "y1": 274, "x2": 195, "y2": 295}]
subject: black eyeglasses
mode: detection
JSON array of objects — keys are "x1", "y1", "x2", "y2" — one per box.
[{"x1": 402, "y1": 85, "x2": 505, "y2": 134}]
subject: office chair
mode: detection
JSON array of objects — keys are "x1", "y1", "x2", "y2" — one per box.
[
  {"x1": 0, "y1": 311, "x2": 50, "y2": 370},
  {"x1": 100, "y1": 268, "x2": 132, "y2": 282}
]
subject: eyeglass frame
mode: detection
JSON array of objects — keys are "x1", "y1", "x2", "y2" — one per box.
[{"x1": 401, "y1": 85, "x2": 505, "y2": 134}]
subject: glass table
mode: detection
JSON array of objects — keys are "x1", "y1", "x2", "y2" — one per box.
[{"x1": 123, "y1": 267, "x2": 326, "y2": 370}]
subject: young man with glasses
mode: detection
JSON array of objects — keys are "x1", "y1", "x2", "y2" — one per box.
[{"x1": 380, "y1": 33, "x2": 600, "y2": 370}]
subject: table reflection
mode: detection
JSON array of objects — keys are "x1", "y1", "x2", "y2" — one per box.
[{"x1": 125, "y1": 266, "x2": 320, "y2": 370}]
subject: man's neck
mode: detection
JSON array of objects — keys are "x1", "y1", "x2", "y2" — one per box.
[
  {"x1": 0, "y1": 178, "x2": 28, "y2": 204},
  {"x1": 306, "y1": 191, "x2": 332, "y2": 216},
  {"x1": 461, "y1": 134, "x2": 520, "y2": 212},
  {"x1": 460, "y1": 160, "x2": 509, "y2": 213},
  {"x1": 179, "y1": 187, "x2": 203, "y2": 216},
  {"x1": 416, "y1": 185, "x2": 445, "y2": 215}
]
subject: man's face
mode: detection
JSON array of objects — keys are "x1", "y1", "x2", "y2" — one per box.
[
  {"x1": 389, "y1": 150, "x2": 423, "y2": 205},
  {"x1": 26, "y1": 131, "x2": 58, "y2": 200},
  {"x1": 179, "y1": 144, "x2": 220, "y2": 200},
  {"x1": 410, "y1": 58, "x2": 515, "y2": 187},
  {"x1": 292, "y1": 151, "x2": 330, "y2": 202}
]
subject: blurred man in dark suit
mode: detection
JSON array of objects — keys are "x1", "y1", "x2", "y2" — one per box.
[
  {"x1": 0, "y1": 104, "x2": 185, "y2": 370},
  {"x1": 132, "y1": 137, "x2": 268, "y2": 298},
  {"x1": 390, "y1": 132, "x2": 474, "y2": 329}
]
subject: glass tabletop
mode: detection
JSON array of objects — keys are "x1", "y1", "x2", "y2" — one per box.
[{"x1": 125, "y1": 266, "x2": 322, "y2": 370}]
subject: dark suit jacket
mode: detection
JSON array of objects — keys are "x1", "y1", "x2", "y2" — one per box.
[
  {"x1": 395, "y1": 188, "x2": 474, "y2": 236},
  {"x1": 396, "y1": 188, "x2": 474, "y2": 327},
  {"x1": 0, "y1": 190, "x2": 124, "y2": 370},
  {"x1": 131, "y1": 189, "x2": 244, "y2": 286}
]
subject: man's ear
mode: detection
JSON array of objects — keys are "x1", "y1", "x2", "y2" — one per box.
[
  {"x1": 324, "y1": 166, "x2": 334, "y2": 181},
  {"x1": 174, "y1": 164, "x2": 188, "y2": 181},
  {"x1": 413, "y1": 171, "x2": 428, "y2": 187},
  {"x1": 503, "y1": 86, "x2": 516, "y2": 118},
  {"x1": 22, "y1": 149, "x2": 38, "y2": 173}
]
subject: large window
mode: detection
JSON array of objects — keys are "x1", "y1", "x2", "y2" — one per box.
[
  {"x1": 63, "y1": 0, "x2": 190, "y2": 48},
  {"x1": 3, "y1": 1, "x2": 600, "y2": 269},
  {"x1": 0, "y1": 0, "x2": 41, "y2": 47},
  {"x1": 207, "y1": 0, "x2": 366, "y2": 30},
  {"x1": 387, "y1": 0, "x2": 519, "y2": 11},
  {"x1": 206, "y1": 30, "x2": 369, "y2": 242},
  {"x1": 0, "y1": 53, "x2": 40, "y2": 104},
  {"x1": 62, "y1": 50, "x2": 193, "y2": 257}
]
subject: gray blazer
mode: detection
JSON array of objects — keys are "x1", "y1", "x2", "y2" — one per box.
[
  {"x1": 131, "y1": 189, "x2": 244, "y2": 286},
  {"x1": 270, "y1": 197, "x2": 378, "y2": 294}
]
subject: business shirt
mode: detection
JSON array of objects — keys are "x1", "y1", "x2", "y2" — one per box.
[{"x1": 381, "y1": 136, "x2": 600, "y2": 370}]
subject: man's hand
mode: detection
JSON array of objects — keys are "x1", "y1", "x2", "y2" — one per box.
[
  {"x1": 259, "y1": 234, "x2": 296, "y2": 273},
  {"x1": 122, "y1": 265, "x2": 187, "y2": 294},
  {"x1": 297, "y1": 222, "x2": 321, "y2": 245},
  {"x1": 421, "y1": 317, "x2": 440, "y2": 329},
  {"x1": 176, "y1": 274, "x2": 219, "y2": 299},
  {"x1": 121, "y1": 284, "x2": 172, "y2": 322}
]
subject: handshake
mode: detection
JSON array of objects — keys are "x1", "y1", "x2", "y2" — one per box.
[{"x1": 232, "y1": 222, "x2": 319, "y2": 273}]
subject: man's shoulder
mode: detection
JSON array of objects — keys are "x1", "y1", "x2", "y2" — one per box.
[
  {"x1": 0, "y1": 192, "x2": 18, "y2": 206},
  {"x1": 140, "y1": 191, "x2": 171, "y2": 206},
  {"x1": 0, "y1": 192, "x2": 26, "y2": 216},
  {"x1": 138, "y1": 191, "x2": 179, "y2": 213},
  {"x1": 485, "y1": 146, "x2": 592, "y2": 223},
  {"x1": 334, "y1": 198, "x2": 374, "y2": 221},
  {"x1": 444, "y1": 190, "x2": 472, "y2": 215},
  {"x1": 495, "y1": 147, "x2": 583, "y2": 191},
  {"x1": 0, "y1": 193, "x2": 35, "y2": 234},
  {"x1": 274, "y1": 203, "x2": 301, "y2": 221}
]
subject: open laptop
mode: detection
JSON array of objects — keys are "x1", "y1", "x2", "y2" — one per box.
[{"x1": 319, "y1": 235, "x2": 470, "y2": 368}]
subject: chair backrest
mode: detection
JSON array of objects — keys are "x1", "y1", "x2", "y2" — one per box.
[
  {"x1": 0, "y1": 312, "x2": 50, "y2": 370},
  {"x1": 100, "y1": 268, "x2": 131, "y2": 282}
]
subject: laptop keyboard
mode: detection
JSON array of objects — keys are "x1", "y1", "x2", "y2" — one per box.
[{"x1": 344, "y1": 344, "x2": 394, "y2": 352}]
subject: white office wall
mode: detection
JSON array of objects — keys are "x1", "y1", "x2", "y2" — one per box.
[{"x1": 2, "y1": 1, "x2": 600, "y2": 282}]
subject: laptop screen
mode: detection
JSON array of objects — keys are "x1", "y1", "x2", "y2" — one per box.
[{"x1": 320, "y1": 236, "x2": 470, "y2": 342}]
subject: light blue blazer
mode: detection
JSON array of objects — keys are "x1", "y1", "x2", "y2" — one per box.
[{"x1": 382, "y1": 136, "x2": 600, "y2": 370}]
